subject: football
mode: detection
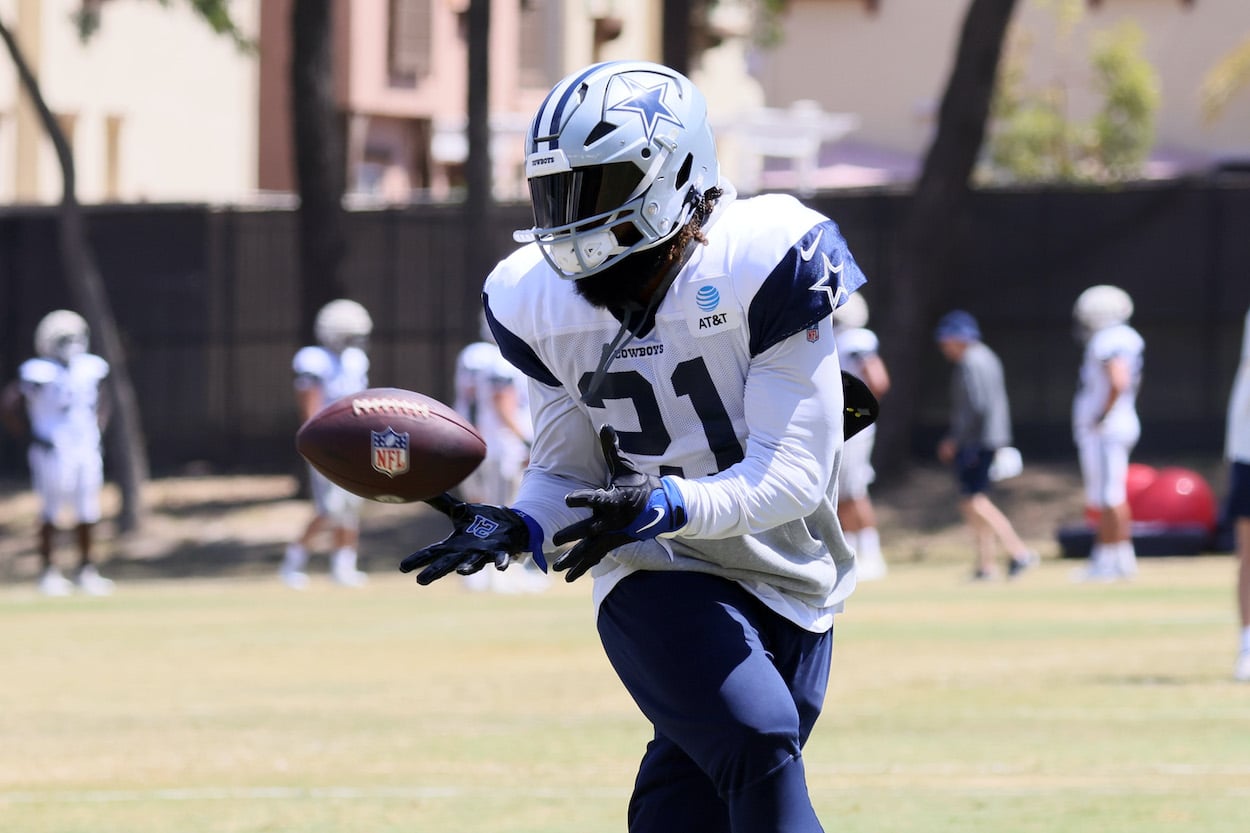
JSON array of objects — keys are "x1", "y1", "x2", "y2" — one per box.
[{"x1": 295, "y1": 387, "x2": 485, "y2": 503}]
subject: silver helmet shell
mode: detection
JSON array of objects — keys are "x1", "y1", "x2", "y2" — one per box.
[
  {"x1": 514, "y1": 61, "x2": 720, "y2": 279},
  {"x1": 34, "y1": 310, "x2": 90, "y2": 363},
  {"x1": 314, "y1": 299, "x2": 373, "y2": 352}
]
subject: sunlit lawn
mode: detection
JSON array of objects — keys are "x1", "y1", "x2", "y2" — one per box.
[{"x1": 1, "y1": 554, "x2": 1246, "y2": 833}]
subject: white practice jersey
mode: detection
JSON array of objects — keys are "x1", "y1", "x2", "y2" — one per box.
[
  {"x1": 1228, "y1": 308, "x2": 1250, "y2": 463},
  {"x1": 454, "y1": 340, "x2": 533, "y2": 465},
  {"x1": 484, "y1": 190, "x2": 867, "y2": 632},
  {"x1": 293, "y1": 345, "x2": 369, "y2": 403},
  {"x1": 19, "y1": 353, "x2": 110, "y2": 450},
  {"x1": 1072, "y1": 323, "x2": 1144, "y2": 441},
  {"x1": 834, "y1": 326, "x2": 879, "y2": 381}
]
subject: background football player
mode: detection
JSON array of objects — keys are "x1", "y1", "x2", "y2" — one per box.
[
  {"x1": 832, "y1": 292, "x2": 891, "y2": 581},
  {"x1": 1071, "y1": 285, "x2": 1145, "y2": 582},
  {"x1": 1225, "y1": 304, "x2": 1250, "y2": 681},
  {"x1": 1, "y1": 310, "x2": 113, "y2": 595},
  {"x1": 451, "y1": 315, "x2": 543, "y2": 592},
  {"x1": 282, "y1": 299, "x2": 373, "y2": 588},
  {"x1": 403, "y1": 60, "x2": 872, "y2": 832}
]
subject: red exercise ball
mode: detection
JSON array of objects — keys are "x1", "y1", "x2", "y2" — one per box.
[
  {"x1": 1129, "y1": 467, "x2": 1218, "y2": 531},
  {"x1": 1085, "y1": 463, "x2": 1158, "y2": 526}
]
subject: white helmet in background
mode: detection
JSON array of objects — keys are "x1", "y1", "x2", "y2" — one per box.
[
  {"x1": 1073, "y1": 285, "x2": 1133, "y2": 338},
  {"x1": 315, "y1": 299, "x2": 373, "y2": 352},
  {"x1": 832, "y1": 293, "x2": 869, "y2": 330},
  {"x1": 34, "y1": 309, "x2": 90, "y2": 363},
  {"x1": 514, "y1": 60, "x2": 720, "y2": 279}
]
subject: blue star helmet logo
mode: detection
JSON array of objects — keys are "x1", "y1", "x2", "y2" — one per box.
[{"x1": 607, "y1": 76, "x2": 684, "y2": 143}]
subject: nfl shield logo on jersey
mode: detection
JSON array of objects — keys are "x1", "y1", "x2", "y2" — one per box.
[{"x1": 371, "y1": 427, "x2": 410, "y2": 478}]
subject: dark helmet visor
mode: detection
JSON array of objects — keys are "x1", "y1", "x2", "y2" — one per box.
[{"x1": 529, "y1": 162, "x2": 644, "y2": 229}]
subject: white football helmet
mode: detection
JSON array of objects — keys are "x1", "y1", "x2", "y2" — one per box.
[
  {"x1": 34, "y1": 309, "x2": 90, "y2": 363},
  {"x1": 1073, "y1": 285, "x2": 1133, "y2": 337},
  {"x1": 315, "y1": 299, "x2": 373, "y2": 352},
  {"x1": 832, "y1": 293, "x2": 869, "y2": 330},
  {"x1": 514, "y1": 60, "x2": 720, "y2": 279}
]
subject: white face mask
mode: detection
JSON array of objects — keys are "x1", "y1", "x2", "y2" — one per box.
[{"x1": 549, "y1": 228, "x2": 621, "y2": 276}]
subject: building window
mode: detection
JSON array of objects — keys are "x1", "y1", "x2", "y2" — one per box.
[
  {"x1": 388, "y1": 0, "x2": 431, "y2": 88},
  {"x1": 518, "y1": 0, "x2": 558, "y2": 88}
]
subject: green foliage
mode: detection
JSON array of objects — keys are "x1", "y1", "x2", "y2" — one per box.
[
  {"x1": 984, "y1": 6, "x2": 1160, "y2": 184},
  {"x1": 74, "y1": 0, "x2": 254, "y2": 52},
  {"x1": 1200, "y1": 34, "x2": 1250, "y2": 124},
  {"x1": 1089, "y1": 23, "x2": 1159, "y2": 180}
]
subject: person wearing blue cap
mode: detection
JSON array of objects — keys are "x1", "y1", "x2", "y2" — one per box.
[{"x1": 934, "y1": 311, "x2": 1037, "y2": 580}]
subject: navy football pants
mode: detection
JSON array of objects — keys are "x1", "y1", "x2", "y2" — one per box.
[{"x1": 597, "y1": 570, "x2": 833, "y2": 833}]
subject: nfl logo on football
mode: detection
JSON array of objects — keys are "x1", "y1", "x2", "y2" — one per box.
[{"x1": 371, "y1": 427, "x2": 410, "y2": 478}]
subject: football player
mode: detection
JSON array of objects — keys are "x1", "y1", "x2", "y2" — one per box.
[
  {"x1": 1224, "y1": 304, "x2": 1250, "y2": 681},
  {"x1": 403, "y1": 61, "x2": 873, "y2": 832},
  {"x1": 282, "y1": 299, "x2": 372, "y2": 588},
  {"x1": 1071, "y1": 285, "x2": 1145, "y2": 582},
  {"x1": 1, "y1": 310, "x2": 113, "y2": 595},
  {"x1": 934, "y1": 311, "x2": 1037, "y2": 581},
  {"x1": 832, "y1": 293, "x2": 891, "y2": 580},
  {"x1": 452, "y1": 316, "x2": 543, "y2": 592}
]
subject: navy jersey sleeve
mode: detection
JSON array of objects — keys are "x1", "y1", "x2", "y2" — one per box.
[
  {"x1": 483, "y1": 292, "x2": 561, "y2": 388},
  {"x1": 747, "y1": 219, "x2": 867, "y2": 357}
]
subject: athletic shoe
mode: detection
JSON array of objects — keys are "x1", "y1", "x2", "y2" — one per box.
[
  {"x1": 75, "y1": 564, "x2": 115, "y2": 596},
  {"x1": 1007, "y1": 551, "x2": 1039, "y2": 578},
  {"x1": 1235, "y1": 651, "x2": 1250, "y2": 683},
  {"x1": 856, "y1": 552, "x2": 889, "y2": 582},
  {"x1": 38, "y1": 566, "x2": 74, "y2": 597},
  {"x1": 280, "y1": 568, "x2": 310, "y2": 589},
  {"x1": 330, "y1": 567, "x2": 368, "y2": 587}
]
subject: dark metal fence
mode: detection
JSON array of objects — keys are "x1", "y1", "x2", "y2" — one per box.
[{"x1": 1, "y1": 177, "x2": 1247, "y2": 476}]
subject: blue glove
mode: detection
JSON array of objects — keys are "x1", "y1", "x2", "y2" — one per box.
[
  {"x1": 551, "y1": 425, "x2": 687, "y2": 582},
  {"x1": 400, "y1": 493, "x2": 545, "y2": 586}
]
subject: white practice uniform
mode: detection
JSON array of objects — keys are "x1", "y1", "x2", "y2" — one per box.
[
  {"x1": 485, "y1": 189, "x2": 866, "y2": 633},
  {"x1": 1072, "y1": 323, "x2": 1144, "y2": 507},
  {"x1": 19, "y1": 353, "x2": 110, "y2": 524},
  {"x1": 834, "y1": 326, "x2": 879, "y2": 501},
  {"x1": 293, "y1": 345, "x2": 369, "y2": 526},
  {"x1": 1228, "y1": 309, "x2": 1250, "y2": 466},
  {"x1": 454, "y1": 341, "x2": 533, "y2": 504}
]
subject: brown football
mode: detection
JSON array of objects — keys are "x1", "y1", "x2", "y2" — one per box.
[{"x1": 295, "y1": 387, "x2": 485, "y2": 503}]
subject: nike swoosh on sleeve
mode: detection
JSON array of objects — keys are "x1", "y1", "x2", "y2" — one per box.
[
  {"x1": 636, "y1": 507, "x2": 666, "y2": 533},
  {"x1": 799, "y1": 229, "x2": 824, "y2": 262}
]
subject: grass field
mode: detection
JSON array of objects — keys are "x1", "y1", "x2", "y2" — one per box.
[{"x1": 1, "y1": 554, "x2": 1246, "y2": 833}]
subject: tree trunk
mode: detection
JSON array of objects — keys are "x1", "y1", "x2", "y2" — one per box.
[
  {"x1": 874, "y1": 0, "x2": 1020, "y2": 473},
  {"x1": 291, "y1": 0, "x2": 346, "y2": 342},
  {"x1": 0, "y1": 16, "x2": 149, "y2": 532},
  {"x1": 464, "y1": 0, "x2": 492, "y2": 285}
]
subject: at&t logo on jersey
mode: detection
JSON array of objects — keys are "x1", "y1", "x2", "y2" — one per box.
[
  {"x1": 371, "y1": 427, "x2": 410, "y2": 478},
  {"x1": 685, "y1": 279, "x2": 738, "y2": 338}
]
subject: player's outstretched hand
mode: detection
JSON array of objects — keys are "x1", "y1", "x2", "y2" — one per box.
[
  {"x1": 400, "y1": 494, "x2": 533, "y2": 585},
  {"x1": 552, "y1": 425, "x2": 687, "y2": 582}
]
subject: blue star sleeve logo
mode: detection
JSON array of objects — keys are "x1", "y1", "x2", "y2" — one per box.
[{"x1": 607, "y1": 77, "x2": 684, "y2": 142}]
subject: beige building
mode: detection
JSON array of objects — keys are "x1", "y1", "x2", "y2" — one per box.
[
  {"x1": 0, "y1": 0, "x2": 260, "y2": 204},
  {"x1": 3, "y1": 1, "x2": 1246, "y2": 206},
  {"x1": 752, "y1": 0, "x2": 1250, "y2": 183}
]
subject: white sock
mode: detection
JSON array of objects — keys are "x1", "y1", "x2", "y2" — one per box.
[
  {"x1": 1089, "y1": 544, "x2": 1117, "y2": 574},
  {"x1": 283, "y1": 544, "x2": 308, "y2": 573},
  {"x1": 331, "y1": 547, "x2": 359, "y2": 574},
  {"x1": 858, "y1": 527, "x2": 883, "y2": 563},
  {"x1": 1115, "y1": 540, "x2": 1138, "y2": 576},
  {"x1": 844, "y1": 529, "x2": 861, "y2": 556},
  {"x1": 1240, "y1": 626, "x2": 1250, "y2": 655}
]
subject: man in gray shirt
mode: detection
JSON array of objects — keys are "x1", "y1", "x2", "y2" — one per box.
[{"x1": 935, "y1": 311, "x2": 1037, "y2": 580}]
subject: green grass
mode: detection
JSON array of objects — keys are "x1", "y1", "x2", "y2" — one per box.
[{"x1": 1, "y1": 556, "x2": 1247, "y2": 832}]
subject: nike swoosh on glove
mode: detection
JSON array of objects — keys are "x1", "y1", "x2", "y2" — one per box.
[
  {"x1": 400, "y1": 493, "x2": 544, "y2": 586},
  {"x1": 551, "y1": 425, "x2": 687, "y2": 582}
]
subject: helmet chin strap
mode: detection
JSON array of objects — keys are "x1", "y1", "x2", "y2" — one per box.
[{"x1": 579, "y1": 236, "x2": 700, "y2": 405}]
